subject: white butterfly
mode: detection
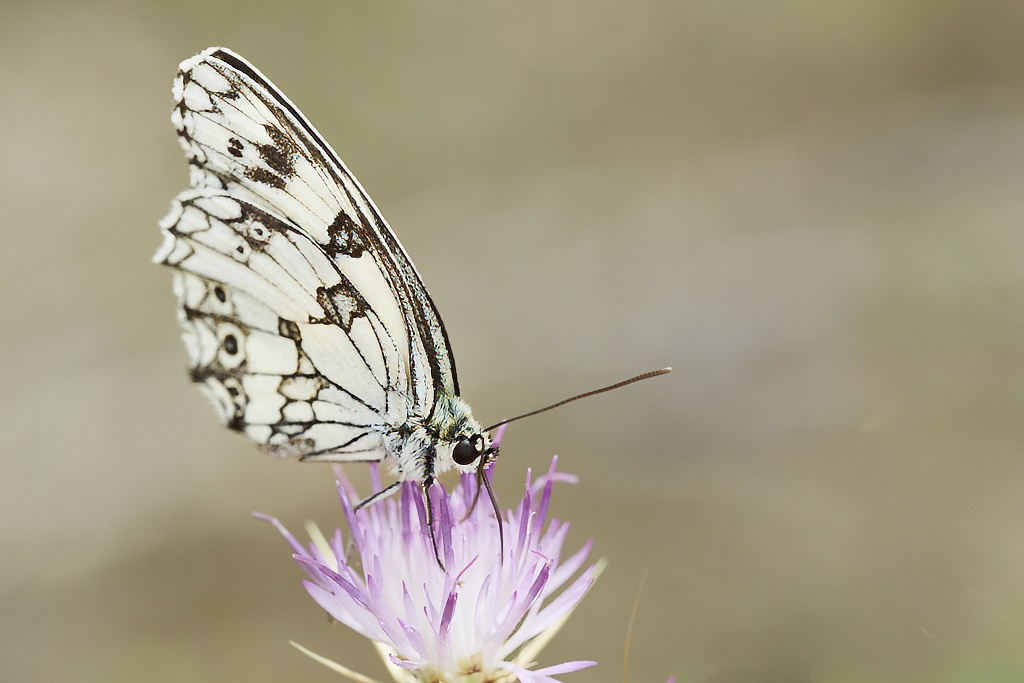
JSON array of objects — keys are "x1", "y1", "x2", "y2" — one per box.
[
  {"x1": 156, "y1": 48, "x2": 670, "y2": 540},
  {"x1": 155, "y1": 47, "x2": 495, "y2": 504}
]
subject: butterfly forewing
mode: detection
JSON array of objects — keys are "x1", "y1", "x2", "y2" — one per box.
[{"x1": 156, "y1": 47, "x2": 481, "y2": 472}]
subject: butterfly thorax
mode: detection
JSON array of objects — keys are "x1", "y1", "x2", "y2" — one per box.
[{"x1": 385, "y1": 395, "x2": 492, "y2": 482}]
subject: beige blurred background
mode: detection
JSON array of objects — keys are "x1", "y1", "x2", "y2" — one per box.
[{"x1": 3, "y1": 1, "x2": 1024, "y2": 681}]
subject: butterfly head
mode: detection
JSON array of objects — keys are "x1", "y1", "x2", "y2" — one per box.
[
  {"x1": 429, "y1": 395, "x2": 497, "y2": 476},
  {"x1": 452, "y1": 432, "x2": 494, "y2": 468},
  {"x1": 445, "y1": 428, "x2": 497, "y2": 476}
]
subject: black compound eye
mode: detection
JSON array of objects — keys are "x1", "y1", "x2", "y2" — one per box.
[{"x1": 452, "y1": 435, "x2": 482, "y2": 466}]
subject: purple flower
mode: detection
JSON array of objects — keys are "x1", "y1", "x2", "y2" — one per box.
[{"x1": 257, "y1": 452, "x2": 599, "y2": 683}]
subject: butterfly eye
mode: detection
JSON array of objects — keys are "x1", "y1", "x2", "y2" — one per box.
[{"x1": 452, "y1": 436, "x2": 481, "y2": 466}]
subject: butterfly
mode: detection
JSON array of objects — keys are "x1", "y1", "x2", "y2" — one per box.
[
  {"x1": 156, "y1": 46, "x2": 495, "y2": 499},
  {"x1": 156, "y1": 48, "x2": 669, "y2": 557}
]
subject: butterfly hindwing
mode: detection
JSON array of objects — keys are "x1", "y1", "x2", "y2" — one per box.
[{"x1": 159, "y1": 186, "x2": 401, "y2": 460}]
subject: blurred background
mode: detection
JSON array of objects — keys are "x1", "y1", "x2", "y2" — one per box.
[{"x1": 3, "y1": 1, "x2": 1024, "y2": 681}]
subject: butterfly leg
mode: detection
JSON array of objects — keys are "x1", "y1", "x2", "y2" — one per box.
[
  {"x1": 421, "y1": 477, "x2": 446, "y2": 571},
  {"x1": 354, "y1": 481, "x2": 402, "y2": 509},
  {"x1": 348, "y1": 481, "x2": 402, "y2": 567}
]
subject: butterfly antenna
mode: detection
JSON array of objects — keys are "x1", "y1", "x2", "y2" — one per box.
[{"x1": 483, "y1": 367, "x2": 671, "y2": 432}]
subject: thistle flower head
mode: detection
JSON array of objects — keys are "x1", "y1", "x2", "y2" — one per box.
[{"x1": 258, "y1": 453, "x2": 598, "y2": 683}]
